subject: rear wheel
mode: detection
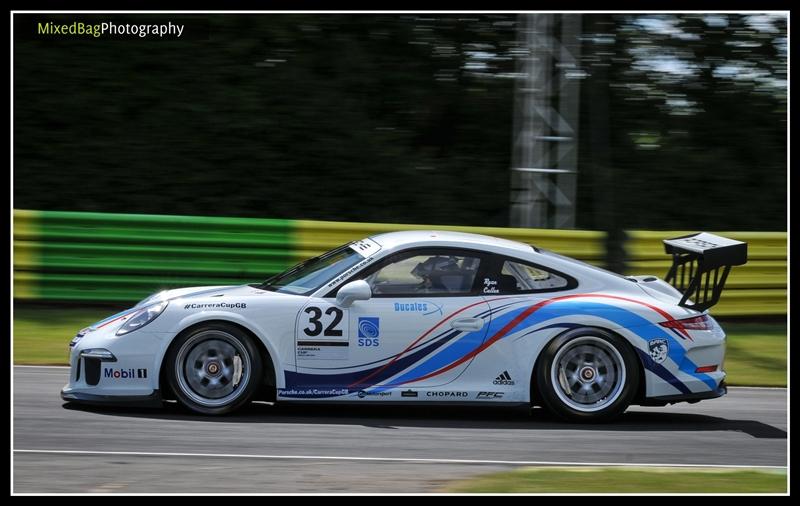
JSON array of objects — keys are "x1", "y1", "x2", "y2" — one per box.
[
  {"x1": 535, "y1": 328, "x2": 638, "y2": 422},
  {"x1": 166, "y1": 323, "x2": 262, "y2": 415}
]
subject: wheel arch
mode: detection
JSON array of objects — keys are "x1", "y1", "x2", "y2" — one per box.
[
  {"x1": 528, "y1": 325, "x2": 646, "y2": 407},
  {"x1": 158, "y1": 318, "x2": 278, "y2": 402}
]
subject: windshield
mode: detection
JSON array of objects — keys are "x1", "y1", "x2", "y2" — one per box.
[{"x1": 260, "y1": 242, "x2": 369, "y2": 295}]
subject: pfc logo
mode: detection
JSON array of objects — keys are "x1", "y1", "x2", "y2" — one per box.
[{"x1": 477, "y1": 392, "x2": 504, "y2": 399}]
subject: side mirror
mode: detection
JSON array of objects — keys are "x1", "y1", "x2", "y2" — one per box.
[{"x1": 336, "y1": 280, "x2": 372, "y2": 308}]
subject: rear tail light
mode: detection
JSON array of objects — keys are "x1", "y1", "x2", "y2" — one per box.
[
  {"x1": 695, "y1": 365, "x2": 718, "y2": 373},
  {"x1": 659, "y1": 314, "x2": 714, "y2": 332}
]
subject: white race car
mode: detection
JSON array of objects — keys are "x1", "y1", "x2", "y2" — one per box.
[{"x1": 62, "y1": 230, "x2": 747, "y2": 422}]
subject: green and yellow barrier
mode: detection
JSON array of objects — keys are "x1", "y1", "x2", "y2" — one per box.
[
  {"x1": 13, "y1": 210, "x2": 603, "y2": 303},
  {"x1": 13, "y1": 210, "x2": 294, "y2": 301},
  {"x1": 13, "y1": 210, "x2": 786, "y2": 316}
]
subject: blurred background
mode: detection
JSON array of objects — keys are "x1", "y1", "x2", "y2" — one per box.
[
  {"x1": 14, "y1": 13, "x2": 787, "y2": 230},
  {"x1": 12, "y1": 13, "x2": 787, "y2": 378}
]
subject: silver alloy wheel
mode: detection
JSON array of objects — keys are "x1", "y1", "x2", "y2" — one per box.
[
  {"x1": 550, "y1": 335, "x2": 626, "y2": 413},
  {"x1": 175, "y1": 330, "x2": 251, "y2": 408}
]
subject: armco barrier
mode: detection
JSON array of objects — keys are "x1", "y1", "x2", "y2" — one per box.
[
  {"x1": 13, "y1": 210, "x2": 785, "y2": 316},
  {"x1": 13, "y1": 210, "x2": 604, "y2": 303},
  {"x1": 14, "y1": 210, "x2": 295, "y2": 302}
]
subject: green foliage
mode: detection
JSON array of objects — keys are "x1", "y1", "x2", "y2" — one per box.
[
  {"x1": 579, "y1": 14, "x2": 787, "y2": 231},
  {"x1": 14, "y1": 14, "x2": 786, "y2": 230}
]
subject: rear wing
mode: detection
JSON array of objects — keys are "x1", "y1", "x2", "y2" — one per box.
[{"x1": 663, "y1": 232, "x2": 748, "y2": 312}]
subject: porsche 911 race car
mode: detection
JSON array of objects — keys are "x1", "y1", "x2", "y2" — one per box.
[{"x1": 61, "y1": 230, "x2": 747, "y2": 422}]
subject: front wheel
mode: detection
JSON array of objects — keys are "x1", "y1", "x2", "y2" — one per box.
[
  {"x1": 166, "y1": 323, "x2": 263, "y2": 415},
  {"x1": 535, "y1": 328, "x2": 639, "y2": 423}
]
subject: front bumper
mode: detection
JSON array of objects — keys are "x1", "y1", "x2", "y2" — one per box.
[
  {"x1": 61, "y1": 388, "x2": 163, "y2": 408},
  {"x1": 63, "y1": 327, "x2": 171, "y2": 406}
]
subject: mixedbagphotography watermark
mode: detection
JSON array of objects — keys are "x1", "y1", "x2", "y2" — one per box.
[
  {"x1": 18, "y1": 16, "x2": 209, "y2": 40},
  {"x1": 37, "y1": 21, "x2": 186, "y2": 39}
]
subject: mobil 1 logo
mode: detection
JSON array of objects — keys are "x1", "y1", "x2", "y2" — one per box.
[{"x1": 104, "y1": 367, "x2": 147, "y2": 379}]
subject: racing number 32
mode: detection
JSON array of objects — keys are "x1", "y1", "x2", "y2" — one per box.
[{"x1": 303, "y1": 306, "x2": 344, "y2": 337}]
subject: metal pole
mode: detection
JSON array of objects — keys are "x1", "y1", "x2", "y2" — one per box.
[{"x1": 510, "y1": 14, "x2": 581, "y2": 229}]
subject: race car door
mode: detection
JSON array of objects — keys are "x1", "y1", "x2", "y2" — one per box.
[
  {"x1": 475, "y1": 254, "x2": 579, "y2": 400},
  {"x1": 301, "y1": 248, "x2": 492, "y2": 393}
]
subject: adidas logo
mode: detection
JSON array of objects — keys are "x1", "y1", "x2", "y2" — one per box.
[{"x1": 493, "y1": 370, "x2": 515, "y2": 385}]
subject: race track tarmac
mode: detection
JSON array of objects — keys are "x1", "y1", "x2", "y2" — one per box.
[{"x1": 13, "y1": 366, "x2": 788, "y2": 493}]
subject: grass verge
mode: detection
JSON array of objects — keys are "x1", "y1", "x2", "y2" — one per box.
[
  {"x1": 718, "y1": 322, "x2": 786, "y2": 387},
  {"x1": 442, "y1": 466, "x2": 787, "y2": 493},
  {"x1": 13, "y1": 305, "x2": 128, "y2": 365},
  {"x1": 11, "y1": 305, "x2": 787, "y2": 387}
]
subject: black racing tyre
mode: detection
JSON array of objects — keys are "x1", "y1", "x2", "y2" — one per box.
[
  {"x1": 535, "y1": 327, "x2": 639, "y2": 423},
  {"x1": 166, "y1": 322, "x2": 263, "y2": 415}
]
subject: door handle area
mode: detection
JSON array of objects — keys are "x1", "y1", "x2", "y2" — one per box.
[{"x1": 450, "y1": 317, "x2": 485, "y2": 332}]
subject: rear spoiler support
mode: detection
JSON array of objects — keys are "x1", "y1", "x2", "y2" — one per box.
[{"x1": 663, "y1": 232, "x2": 748, "y2": 312}]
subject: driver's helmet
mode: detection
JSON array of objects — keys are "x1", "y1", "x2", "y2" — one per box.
[{"x1": 411, "y1": 256, "x2": 460, "y2": 279}]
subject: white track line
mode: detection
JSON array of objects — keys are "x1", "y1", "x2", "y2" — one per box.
[{"x1": 13, "y1": 449, "x2": 787, "y2": 469}]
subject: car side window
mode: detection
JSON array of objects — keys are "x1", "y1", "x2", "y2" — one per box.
[
  {"x1": 364, "y1": 253, "x2": 482, "y2": 296},
  {"x1": 482, "y1": 259, "x2": 571, "y2": 294}
]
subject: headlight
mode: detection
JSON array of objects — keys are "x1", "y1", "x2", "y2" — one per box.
[{"x1": 116, "y1": 301, "x2": 169, "y2": 336}]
